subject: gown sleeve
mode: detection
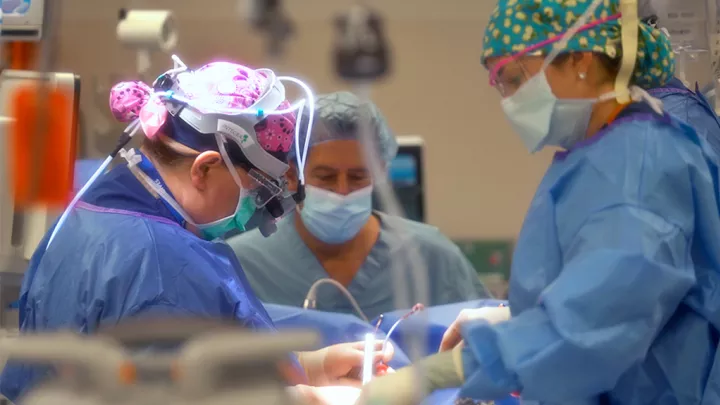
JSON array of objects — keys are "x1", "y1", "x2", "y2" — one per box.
[{"x1": 458, "y1": 204, "x2": 695, "y2": 402}]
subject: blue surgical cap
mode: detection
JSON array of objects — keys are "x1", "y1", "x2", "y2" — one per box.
[{"x1": 289, "y1": 91, "x2": 398, "y2": 166}]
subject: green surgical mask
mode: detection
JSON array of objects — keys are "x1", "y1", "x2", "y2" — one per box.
[{"x1": 196, "y1": 191, "x2": 257, "y2": 240}]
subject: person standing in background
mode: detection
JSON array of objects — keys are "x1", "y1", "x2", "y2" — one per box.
[{"x1": 228, "y1": 91, "x2": 489, "y2": 320}]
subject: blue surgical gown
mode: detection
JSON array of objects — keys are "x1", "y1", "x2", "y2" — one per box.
[
  {"x1": 0, "y1": 162, "x2": 281, "y2": 402},
  {"x1": 649, "y1": 77, "x2": 720, "y2": 156},
  {"x1": 458, "y1": 104, "x2": 720, "y2": 404},
  {"x1": 227, "y1": 212, "x2": 488, "y2": 320}
]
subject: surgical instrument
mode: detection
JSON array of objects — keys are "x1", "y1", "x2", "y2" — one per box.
[{"x1": 303, "y1": 278, "x2": 369, "y2": 323}]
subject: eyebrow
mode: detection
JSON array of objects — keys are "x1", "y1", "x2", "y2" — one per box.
[
  {"x1": 348, "y1": 168, "x2": 369, "y2": 174},
  {"x1": 310, "y1": 166, "x2": 369, "y2": 174},
  {"x1": 311, "y1": 166, "x2": 338, "y2": 173}
]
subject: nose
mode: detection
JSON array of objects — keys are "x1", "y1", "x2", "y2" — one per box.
[{"x1": 333, "y1": 174, "x2": 351, "y2": 196}]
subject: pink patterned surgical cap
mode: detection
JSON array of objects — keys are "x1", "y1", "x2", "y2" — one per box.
[{"x1": 108, "y1": 61, "x2": 296, "y2": 155}]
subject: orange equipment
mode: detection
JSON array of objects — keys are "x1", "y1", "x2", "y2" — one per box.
[{"x1": 5, "y1": 41, "x2": 77, "y2": 208}]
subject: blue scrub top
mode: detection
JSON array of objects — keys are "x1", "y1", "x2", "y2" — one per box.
[
  {"x1": 458, "y1": 104, "x2": 720, "y2": 404},
  {"x1": 227, "y1": 212, "x2": 489, "y2": 320},
  {"x1": 0, "y1": 159, "x2": 283, "y2": 402}
]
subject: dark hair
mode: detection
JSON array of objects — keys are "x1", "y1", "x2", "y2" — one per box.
[{"x1": 551, "y1": 51, "x2": 637, "y2": 85}]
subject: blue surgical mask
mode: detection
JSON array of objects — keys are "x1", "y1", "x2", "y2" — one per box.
[
  {"x1": 501, "y1": 71, "x2": 616, "y2": 153},
  {"x1": 300, "y1": 185, "x2": 374, "y2": 244},
  {"x1": 196, "y1": 190, "x2": 257, "y2": 240}
]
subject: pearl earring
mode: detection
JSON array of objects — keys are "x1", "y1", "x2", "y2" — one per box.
[{"x1": 579, "y1": 72, "x2": 587, "y2": 80}]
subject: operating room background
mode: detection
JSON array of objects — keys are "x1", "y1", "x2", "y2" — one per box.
[{"x1": 55, "y1": 0, "x2": 554, "y2": 249}]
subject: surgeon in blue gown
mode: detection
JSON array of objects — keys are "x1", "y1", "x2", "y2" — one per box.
[
  {"x1": 357, "y1": 1, "x2": 720, "y2": 404},
  {"x1": 0, "y1": 64, "x2": 391, "y2": 403},
  {"x1": 227, "y1": 92, "x2": 489, "y2": 320}
]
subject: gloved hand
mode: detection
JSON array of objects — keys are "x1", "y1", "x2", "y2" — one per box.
[
  {"x1": 357, "y1": 347, "x2": 465, "y2": 405},
  {"x1": 288, "y1": 385, "x2": 362, "y2": 405},
  {"x1": 439, "y1": 306, "x2": 511, "y2": 352},
  {"x1": 297, "y1": 341, "x2": 394, "y2": 387}
]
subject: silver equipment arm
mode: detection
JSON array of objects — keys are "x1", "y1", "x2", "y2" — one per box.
[{"x1": 177, "y1": 329, "x2": 319, "y2": 399}]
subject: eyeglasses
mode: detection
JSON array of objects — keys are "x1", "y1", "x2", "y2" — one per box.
[{"x1": 489, "y1": 58, "x2": 538, "y2": 98}]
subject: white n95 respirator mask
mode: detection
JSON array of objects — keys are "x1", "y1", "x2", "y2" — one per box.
[{"x1": 300, "y1": 185, "x2": 374, "y2": 244}]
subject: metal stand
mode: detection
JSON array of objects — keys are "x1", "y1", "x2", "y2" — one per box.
[
  {"x1": 0, "y1": 323, "x2": 319, "y2": 405},
  {"x1": 0, "y1": 254, "x2": 25, "y2": 405},
  {"x1": 0, "y1": 254, "x2": 25, "y2": 339}
]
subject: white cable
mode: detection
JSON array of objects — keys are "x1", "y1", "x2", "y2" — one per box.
[
  {"x1": 46, "y1": 156, "x2": 112, "y2": 248},
  {"x1": 278, "y1": 75, "x2": 316, "y2": 184},
  {"x1": 302, "y1": 278, "x2": 369, "y2": 322},
  {"x1": 46, "y1": 120, "x2": 142, "y2": 248},
  {"x1": 381, "y1": 317, "x2": 406, "y2": 355},
  {"x1": 292, "y1": 100, "x2": 308, "y2": 182}
]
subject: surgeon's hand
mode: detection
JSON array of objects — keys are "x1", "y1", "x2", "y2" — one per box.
[
  {"x1": 439, "y1": 306, "x2": 511, "y2": 352},
  {"x1": 298, "y1": 341, "x2": 394, "y2": 387},
  {"x1": 288, "y1": 385, "x2": 362, "y2": 405},
  {"x1": 288, "y1": 385, "x2": 322, "y2": 405},
  {"x1": 357, "y1": 349, "x2": 464, "y2": 405}
]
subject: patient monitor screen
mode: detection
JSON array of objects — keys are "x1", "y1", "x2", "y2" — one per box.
[
  {"x1": 2, "y1": 0, "x2": 31, "y2": 14},
  {"x1": 372, "y1": 146, "x2": 425, "y2": 223}
]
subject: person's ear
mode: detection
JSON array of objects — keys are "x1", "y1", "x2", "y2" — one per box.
[
  {"x1": 286, "y1": 163, "x2": 300, "y2": 192},
  {"x1": 190, "y1": 151, "x2": 223, "y2": 190},
  {"x1": 574, "y1": 52, "x2": 603, "y2": 84}
]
